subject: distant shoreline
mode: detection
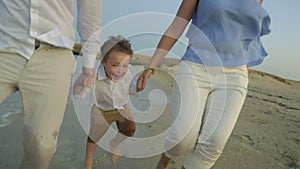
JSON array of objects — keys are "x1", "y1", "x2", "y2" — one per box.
[{"x1": 130, "y1": 54, "x2": 299, "y2": 84}]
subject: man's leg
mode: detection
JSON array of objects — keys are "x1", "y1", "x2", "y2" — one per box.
[
  {"x1": 0, "y1": 52, "x2": 26, "y2": 104},
  {"x1": 19, "y1": 44, "x2": 75, "y2": 169}
]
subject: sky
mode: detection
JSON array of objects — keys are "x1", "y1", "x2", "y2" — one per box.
[{"x1": 99, "y1": 0, "x2": 300, "y2": 81}]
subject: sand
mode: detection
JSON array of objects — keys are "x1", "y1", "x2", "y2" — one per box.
[{"x1": 0, "y1": 55, "x2": 299, "y2": 169}]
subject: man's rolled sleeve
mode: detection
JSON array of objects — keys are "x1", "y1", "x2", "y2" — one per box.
[{"x1": 77, "y1": 0, "x2": 102, "y2": 68}]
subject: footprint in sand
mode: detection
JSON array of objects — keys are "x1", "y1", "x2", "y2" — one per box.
[{"x1": 96, "y1": 154, "x2": 110, "y2": 165}]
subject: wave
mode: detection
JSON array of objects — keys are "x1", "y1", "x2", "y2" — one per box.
[{"x1": 0, "y1": 111, "x2": 22, "y2": 128}]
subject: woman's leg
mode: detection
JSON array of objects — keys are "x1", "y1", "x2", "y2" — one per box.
[
  {"x1": 183, "y1": 66, "x2": 249, "y2": 169},
  {"x1": 157, "y1": 62, "x2": 211, "y2": 169}
]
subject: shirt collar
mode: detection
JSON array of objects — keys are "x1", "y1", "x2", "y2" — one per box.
[{"x1": 97, "y1": 65, "x2": 109, "y2": 80}]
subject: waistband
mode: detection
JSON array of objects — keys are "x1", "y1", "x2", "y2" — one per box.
[{"x1": 100, "y1": 108, "x2": 118, "y2": 112}]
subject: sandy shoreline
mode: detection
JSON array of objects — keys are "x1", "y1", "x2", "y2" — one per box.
[{"x1": 0, "y1": 56, "x2": 299, "y2": 169}]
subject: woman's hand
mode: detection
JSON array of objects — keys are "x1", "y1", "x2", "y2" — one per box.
[
  {"x1": 136, "y1": 69, "x2": 153, "y2": 92},
  {"x1": 260, "y1": 0, "x2": 264, "y2": 5}
]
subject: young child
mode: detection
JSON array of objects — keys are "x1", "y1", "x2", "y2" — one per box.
[{"x1": 84, "y1": 35, "x2": 136, "y2": 169}]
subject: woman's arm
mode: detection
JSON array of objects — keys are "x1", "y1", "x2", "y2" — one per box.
[
  {"x1": 148, "y1": 0, "x2": 198, "y2": 68},
  {"x1": 137, "y1": 0, "x2": 198, "y2": 91}
]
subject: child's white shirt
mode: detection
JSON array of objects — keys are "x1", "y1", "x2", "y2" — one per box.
[{"x1": 90, "y1": 64, "x2": 136, "y2": 111}]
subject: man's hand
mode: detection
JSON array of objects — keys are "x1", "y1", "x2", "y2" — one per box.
[{"x1": 73, "y1": 67, "x2": 95, "y2": 96}]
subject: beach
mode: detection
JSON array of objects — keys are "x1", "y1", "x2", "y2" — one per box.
[{"x1": 0, "y1": 55, "x2": 299, "y2": 169}]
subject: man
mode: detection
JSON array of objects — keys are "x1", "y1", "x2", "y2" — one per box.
[{"x1": 0, "y1": 1, "x2": 102, "y2": 168}]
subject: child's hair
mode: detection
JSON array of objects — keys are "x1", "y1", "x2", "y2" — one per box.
[{"x1": 101, "y1": 35, "x2": 133, "y2": 61}]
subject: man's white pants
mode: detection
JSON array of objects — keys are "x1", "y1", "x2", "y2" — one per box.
[{"x1": 0, "y1": 43, "x2": 75, "y2": 169}]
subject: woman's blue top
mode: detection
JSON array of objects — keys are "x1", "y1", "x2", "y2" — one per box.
[{"x1": 182, "y1": 0, "x2": 271, "y2": 67}]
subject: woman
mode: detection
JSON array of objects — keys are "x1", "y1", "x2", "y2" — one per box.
[{"x1": 137, "y1": 0, "x2": 270, "y2": 169}]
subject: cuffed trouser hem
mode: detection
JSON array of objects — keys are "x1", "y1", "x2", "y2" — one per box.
[{"x1": 183, "y1": 153, "x2": 213, "y2": 169}]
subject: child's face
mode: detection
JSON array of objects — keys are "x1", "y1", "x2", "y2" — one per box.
[{"x1": 101, "y1": 52, "x2": 130, "y2": 81}]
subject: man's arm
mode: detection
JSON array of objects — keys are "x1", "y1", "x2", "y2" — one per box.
[
  {"x1": 77, "y1": 0, "x2": 102, "y2": 69},
  {"x1": 73, "y1": 0, "x2": 102, "y2": 96}
]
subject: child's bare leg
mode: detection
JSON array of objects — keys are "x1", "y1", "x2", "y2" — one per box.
[
  {"x1": 156, "y1": 153, "x2": 171, "y2": 169},
  {"x1": 84, "y1": 106, "x2": 110, "y2": 169},
  {"x1": 84, "y1": 137, "x2": 98, "y2": 169},
  {"x1": 110, "y1": 116, "x2": 135, "y2": 163},
  {"x1": 109, "y1": 133, "x2": 128, "y2": 163}
]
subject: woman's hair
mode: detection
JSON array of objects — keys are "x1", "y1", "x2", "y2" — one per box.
[{"x1": 101, "y1": 35, "x2": 133, "y2": 60}]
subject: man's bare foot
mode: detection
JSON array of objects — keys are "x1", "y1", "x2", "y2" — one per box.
[{"x1": 109, "y1": 140, "x2": 118, "y2": 163}]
